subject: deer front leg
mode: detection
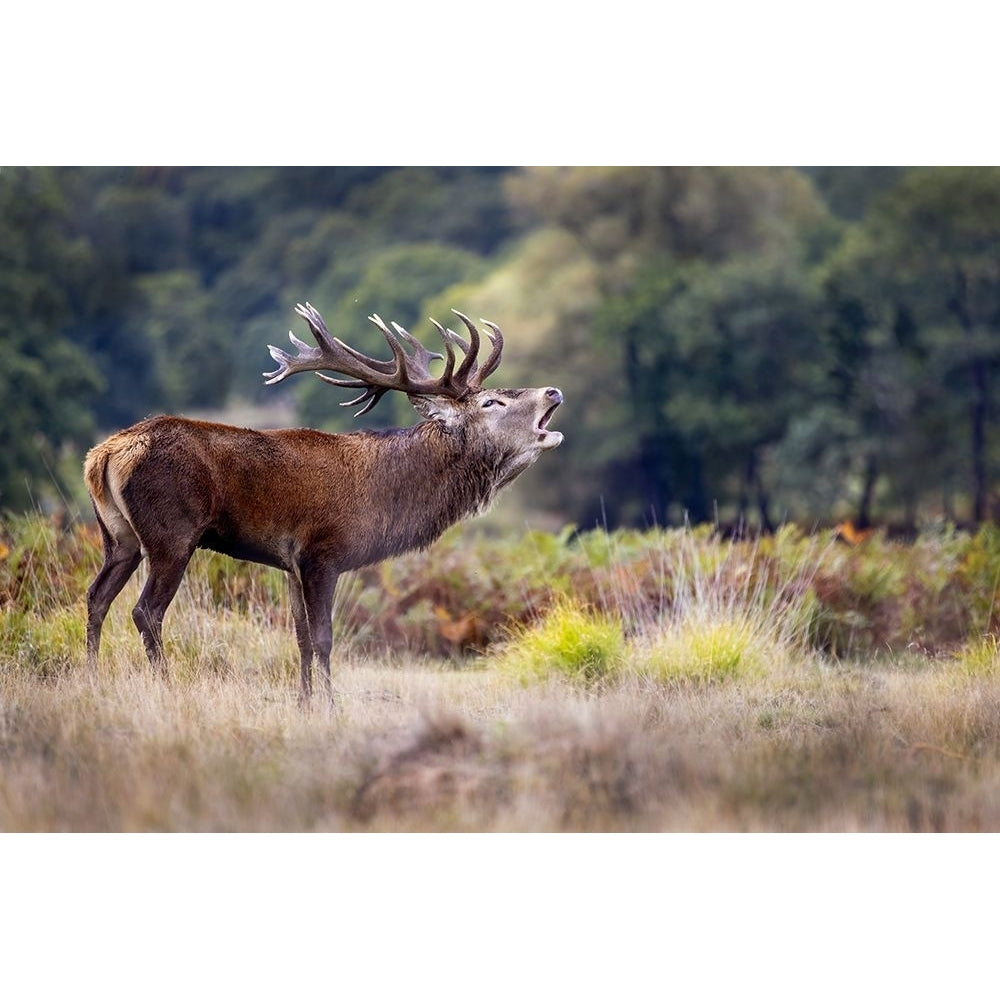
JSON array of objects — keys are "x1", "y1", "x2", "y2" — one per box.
[{"x1": 299, "y1": 560, "x2": 340, "y2": 706}]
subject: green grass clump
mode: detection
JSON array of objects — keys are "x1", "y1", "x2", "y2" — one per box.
[
  {"x1": 0, "y1": 605, "x2": 86, "y2": 677},
  {"x1": 634, "y1": 614, "x2": 776, "y2": 683},
  {"x1": 498, "y1": 600, "x2": 626, "y2": 687},
  {"x1": 951, "y1": 634, "x2": 1000, "y2": 678}
]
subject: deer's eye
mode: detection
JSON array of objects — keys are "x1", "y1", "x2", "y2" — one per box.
[{"x1": 482, "y1": 398, "x2": 504, "y2": 408}]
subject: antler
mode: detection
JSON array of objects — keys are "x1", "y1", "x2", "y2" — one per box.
[{"x1": 263, "y1": 303, "x2": 505, "y2": 416}]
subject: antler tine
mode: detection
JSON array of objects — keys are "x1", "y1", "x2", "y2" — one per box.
[
  {"x1": 390, "y1": 320, "x2": 445, "y2": 376},
  {"x1": 450, "y1": 311, "x2": 482, "y2": 383},
  {"x1": 262, "y1": 332, "x2": 323, "y2": 385},
  {"x1": 312, "y1": 375, "x2": 387, "y2": 417},
  {"x1": 294, "y1": 302, "x2": 338, "y2": 353},
  {"x1": 328, "y1": 382, "x2": 387, "y2": 417},
  {"x1": 392, "y1": 320, "x2": 440, "y2": 357},
  {"x1": 327, "y1": 343, "x2": 395, "y2": 375},
  {"x1": 367, "y1": 314, "x2": 412, "y2": 380},
  {"x1": 438, "y1": 327, "x2": 472, "y2": 366},
  {"x1": 428, "y1": 318, "x2": 458, "y2": 383},
  {"x1": 472, "y1": 319, "x2": 505, "y2": 387}
]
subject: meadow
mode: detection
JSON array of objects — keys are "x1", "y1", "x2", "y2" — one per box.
[{"x1": 4, "y1": 514, "x2": 1000, "y2": 832}]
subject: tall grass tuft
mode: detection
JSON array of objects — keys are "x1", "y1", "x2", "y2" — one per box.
[
  {"x1": 951, "y1": 634, "x2": 1000, "y2": 678},
  {"x1": 497, "y1": 598, "x2": 626, "y2": 687},
  {"x1": 634, "y1": 614, "x2": 776, "y2": 683},
  {"x1": 623, "y1": 526, "x2": 822, "y2": 684}
]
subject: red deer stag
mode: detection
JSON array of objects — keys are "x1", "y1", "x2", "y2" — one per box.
[{"x1": 84, "y1": 303, "x2": 563, "y2": 701}]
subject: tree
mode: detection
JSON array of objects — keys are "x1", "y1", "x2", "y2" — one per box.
[
  {"x1": 594, "y1": 254, "x2": 826, "y2": 527},
  {"x1": 479, "y1": 167, "x2": 834, "y2": 527},
  {"x1": 867, "y1": 168, "x2": 1000, "y2": 522},
  {"x1": 0, "y1": 168, "x2": 103, "y2": 508},
  {"x1": 801, "y1": 167, "x2": 905, "y2": 221},
  {"x1": 809, "y1": 169, "x2": 1000, "y2": 526},
  {"x1": 506, "y1": 166, "x2": 831, "y2": 291}
]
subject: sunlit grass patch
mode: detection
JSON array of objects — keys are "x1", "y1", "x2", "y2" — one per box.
[
  {"x1": 496, "y1": 599, "x2": 626, "y2": 687},
  {"x1": 951, "y1": 634, "x2": 1000, "y2": 678},
  {"x1": 632, "y1": 614, "x2": 780, "y2": 683}
]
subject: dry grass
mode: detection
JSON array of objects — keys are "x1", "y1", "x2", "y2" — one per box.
[
  {"x1": 4, "y1": 607, "x2": 1000, "y2": 831},
  {"x1": 5, "y1": 516, "x2": 1000, "y2": 831}
]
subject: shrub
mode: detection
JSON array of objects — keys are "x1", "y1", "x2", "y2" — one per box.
[{"x1": 497, "y1": 599, "x2": 626, "y2": 687}]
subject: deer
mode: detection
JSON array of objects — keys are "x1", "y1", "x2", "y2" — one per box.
[{"x1": 84, "y1": 303, "x2": 563, "y2": 702}]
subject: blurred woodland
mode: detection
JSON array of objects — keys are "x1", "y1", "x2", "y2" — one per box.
[{"x1": 3, "y1": 165, "x2": 1000, "y2": 531}]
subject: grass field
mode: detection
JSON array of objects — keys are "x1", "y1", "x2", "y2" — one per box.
[{"x1": 4, "y1": 514, "x2": 1000, "y2": 832}]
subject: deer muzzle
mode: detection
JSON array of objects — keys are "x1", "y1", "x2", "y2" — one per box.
[{"x1": 537, "y1": 387, "x2": 564, "y2": 448}]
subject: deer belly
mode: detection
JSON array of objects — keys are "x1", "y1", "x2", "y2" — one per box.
[{"x1": 197, "y1": 527, "x2": 292, "y2": 571}]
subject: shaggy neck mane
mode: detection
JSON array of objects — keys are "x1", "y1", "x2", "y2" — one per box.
[{"x1": 349, "y1": 419, "x2": 514, "y2": 566}]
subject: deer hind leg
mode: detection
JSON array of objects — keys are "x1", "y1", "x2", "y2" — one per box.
[
  {"x1": 86, "y1": 505, "x2": 143, "y2": 668},
  {"x1": 299, "y1": 561, "x2": 340, "y2": 705},
  {"x1": 286, "y1": 571, "x2": 314, "y2": 704},
  {"x1": 131, "y1": 547, "x2": 194, "y2": 670}
]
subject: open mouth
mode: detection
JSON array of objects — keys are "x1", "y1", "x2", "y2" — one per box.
[
  {"x1": 536, "y1": 398, "x2": 563, "y2": 447},
  {"x1": 537, "y1": 402, "x2": 560, "y2": 433}
]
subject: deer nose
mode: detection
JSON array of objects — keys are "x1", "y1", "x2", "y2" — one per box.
[{"x1": 545, "y1": 387, "x2": 563, "y2": 403}]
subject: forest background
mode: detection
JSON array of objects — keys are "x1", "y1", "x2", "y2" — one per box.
[{"x1": 4, "y1": 164, "x2": 1000, "y2": 532}]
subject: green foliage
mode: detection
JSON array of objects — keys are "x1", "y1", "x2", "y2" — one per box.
[
  {"x1": 799, "y1": 168, "x2": 1000, "y2": 526},
  {"x1": 0, "y1": 168, "x2": 104, "y2": 509},
  {"x1": 130, "y1": 271, "x2": 231, "y2": 409},
  {"x1": 0, "y1": 516, "x2": 99, "y2": 679},
  {"x1": 8, "y1": 514, "x2": 1000, "y2": 678},
  {"x1": 956, "y1": 524, "x2": 1000, "y2": 633},
  {"x1": 506, "y1": 166, "x2": 830, "y2": 278},
  {"x1": 804, "y1": 167, "x2": 905, "y2": 220},
  {"x1": 490, "y1": 165, "x2": 1000, "y2": 528},
  {"x1": 592, "y1": 255, "x2": 826, "y2": 525},
  {"x1": 188, "y1": 550, "x2": 287, "y2": 620}
]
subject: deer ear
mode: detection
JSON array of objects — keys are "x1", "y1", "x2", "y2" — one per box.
[{"x1": 409, "y1": 394, "x2": 463, "y2": 429}]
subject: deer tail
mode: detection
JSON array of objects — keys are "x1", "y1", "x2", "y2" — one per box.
[
  {"x1": 83, "y1": 430, "x2": 150, "y2": 516},
  {"x1": 84, "y1": 441, "x2": 113, "y2": 504}
]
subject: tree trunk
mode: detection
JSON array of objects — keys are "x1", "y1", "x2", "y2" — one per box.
[
  {"x1": 949, "y1": 266, "x2": 990, "y2": 524},
  {"x1": 857, "y1": 454, "x2": 878, "y2": 529},
  {"x1": 749, "y1": 450, "x2": 774, "y2": 533},
  {"x1": 971, "y1": 358, "x2": 988, "y2": 522}
]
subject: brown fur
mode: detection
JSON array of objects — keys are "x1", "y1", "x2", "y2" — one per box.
[{"x1": 84, "y1": 385, "x2": 563, "y2": 703}]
